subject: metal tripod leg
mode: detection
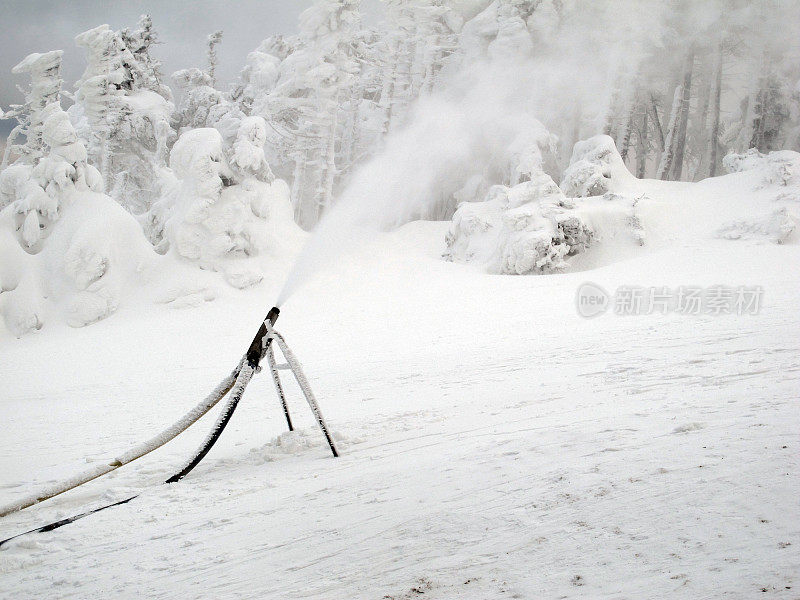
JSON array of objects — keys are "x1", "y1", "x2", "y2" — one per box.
[
  {"x1": 265, "y1": 342, "x2": 294, "y2": 432},
  {"x1": 267, "y1": 325, "x2": 339, "y2": 458}
]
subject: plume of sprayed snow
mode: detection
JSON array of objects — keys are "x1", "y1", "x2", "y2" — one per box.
[
  {"x1": 275, "y1": 59, "x2": 553, "y2": 305},
  {"x1": 276, "y1": 2, "x2": 666, "y2": 305}
]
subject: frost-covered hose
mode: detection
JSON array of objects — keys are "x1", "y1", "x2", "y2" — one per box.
[
  {"x1": 165, "y1": 363, "x2": 255, "y2": 483},
  {"x1": 0, "y1": 362, "x2": 257, "y2": 548},
  {"x1": 0, "y1": 361, "x2": 244, "y2": 518}
]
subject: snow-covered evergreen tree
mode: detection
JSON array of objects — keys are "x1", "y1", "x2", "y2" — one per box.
[
  {"x1": 171, "y1": 30, "x2": 243, "y2": 145},
  {"x1": 1, "y1": 51, "x2": 64, "y2": 169},
  {"x1": 72, "y1": 22, "x2": 174, "y2": 215},
  {"x1": 121, "y1": 14, "x2": 173, "y2": 102}
]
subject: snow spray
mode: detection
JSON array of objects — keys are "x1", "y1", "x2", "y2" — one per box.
[
  {"x1": 274, "y1": 95, "x2": 476, "y2": 307},
  {"x1": 274, "y1": 61, "x2": 570, "y2": 307}
]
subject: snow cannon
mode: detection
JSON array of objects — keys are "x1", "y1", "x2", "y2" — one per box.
[
  {"x1": 246, "y1": 306, "x2": 280, "y2": 367},
  {"x1": 0, "y1": 302, "x2": 341, "y2": 548}
]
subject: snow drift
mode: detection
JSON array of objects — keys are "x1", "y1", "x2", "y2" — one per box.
[{"x1": 717, "y1": 148, "x2": 800, "y2": 244}]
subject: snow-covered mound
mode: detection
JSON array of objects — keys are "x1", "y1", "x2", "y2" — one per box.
[
  {"x1": 0, "y1": 192, "x2": 158, "y2": 337},
  {"x1": 715, "y1": 148, "x2": 800, "y2": 244},
  {"x1": 723, "y1": 148, "x2": 800, "y2": 191},
  {"x1": 445, "y1": 137, "x2": 642, "y2": 275}
]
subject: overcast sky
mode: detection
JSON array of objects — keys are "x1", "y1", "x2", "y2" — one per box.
[{"x1": 0, "y1": 0, "x2": 383, "y2": 137}]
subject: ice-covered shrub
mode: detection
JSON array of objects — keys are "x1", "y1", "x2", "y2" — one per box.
[
  {"x1": 151, "y1": 127, "x2": 301, "y2": 289},
  {"x1": 445, "y1": 172, "x2": 593, "y2": 274},
  {"x1": 560, "y1": 134, "x2": 632, "y2": 197},
  {"x1": 716, "y1": 207, "x2": 796, "y2": 244},
  {"x1": 716, "y1": 148, "x2": 800, "y2": 243},
  {"x1": 723, "y1": 148, "x2": 800, "y2": 195}
]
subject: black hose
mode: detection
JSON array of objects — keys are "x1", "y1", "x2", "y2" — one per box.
[
  {"x1": 165, "y1": 365, "x2": 254, "y2": 483},
  {"x1": 0, "y1": 496, "x2": 139, "y2": 548}
]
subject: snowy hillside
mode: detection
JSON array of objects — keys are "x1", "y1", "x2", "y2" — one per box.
[
  {"x1": 1, "y1": 161, "x2": 799, "y2": 597},
  {"x1": 1, "y1": 1, "x2": 800, "y2": 599}
]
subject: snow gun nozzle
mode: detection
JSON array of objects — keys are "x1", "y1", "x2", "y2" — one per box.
[{"x1": 246, "y1": 307, "x2": 280, "y2": 367}]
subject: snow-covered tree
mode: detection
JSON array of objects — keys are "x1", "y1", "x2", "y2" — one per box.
[
  {"x1": 379, "y1": 0, "x2": 460, "y2": 131},
  {"x1": 72, "y1": 22, "x2": 174, "y2": 215},
  {"x1": 171, "y1": 30, "x2": 243, "y2": 145},
  {"x1": 206, "y1": 30, "x2": 224, "y2": 87},
  {"x1": 150, "y1": 126, "x2": 301, "y2": 287},
  {"x1": 229, "y1": 116, "x2": 274, "y2": 182},
  {"x1": 120, "y1": 14, "x2": 173, "y2": 102},
  {"x1": 1, "y1": 51, "x2": 64, "y2": 169},
  {"x1": 0, "y1": 103, "x2": 103, "y2": 253},
  {"x1": 245, "y1": 0, "x2": 364, "y2": 228}
]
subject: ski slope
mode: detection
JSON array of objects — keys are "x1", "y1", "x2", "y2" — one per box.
[{"x1": 1, "y1": 171, "x2": 799, "y2": 598}]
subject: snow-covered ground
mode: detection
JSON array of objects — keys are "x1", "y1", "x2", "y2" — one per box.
[{"x1": 1, "y1": 169, "x2": 800, "y2": 598}]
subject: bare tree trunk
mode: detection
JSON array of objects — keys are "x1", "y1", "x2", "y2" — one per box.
[
  {"x1": 100, "y1": 133, "x2": 110, "y2": 194},
  {"x1": 670, "y1": 50, "x2": 694, "y2": 181},
  {"x1": 422, "y1": 34, "x2": 441, "y2": 94},
  {"x1": 393, "y1": 38, "x2": 414, "y2": 124},
  {"x1": 749, "y1": 81, "x2": 768, "y2": 151},
  {"x1": 320, "y1": 101, "x2": 339, "y2": 221},
  {"x1": 636, "y1": 105, "x2": 648, "y2": 179},
  {"x1": 649, "y1": 94, "x2": 665, "y2": 172},
  {"x1": 563, "y1": 103, "x2": 583, "y2": 172},
  {"x1": 708, "y1": 43, "x2": 723, "y2": 177},
  {"x1": 379, "y1": 38, "x2": 399, "y2": 134},
  {"x1": 649, "y1": 94, "x2": 665, "y2": 151},
  {"x1": 290, "y1": 148, "x2": 308, "y2": 226},
  {"x1": 734, "y1": 83, "x2": 757, "y2": 152},
  {"x1": 619, "y1": 102, "x2": 636, "y2": 163},
  {"x1": 657, "y1": 85, "x2": 681, "y2": 180},
  {"x1": 691, "y1": 68, "x2": 712, "y2": 180},
  {"x1": 604, "y1": 74, "x2": 623, "y2": 139}
]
